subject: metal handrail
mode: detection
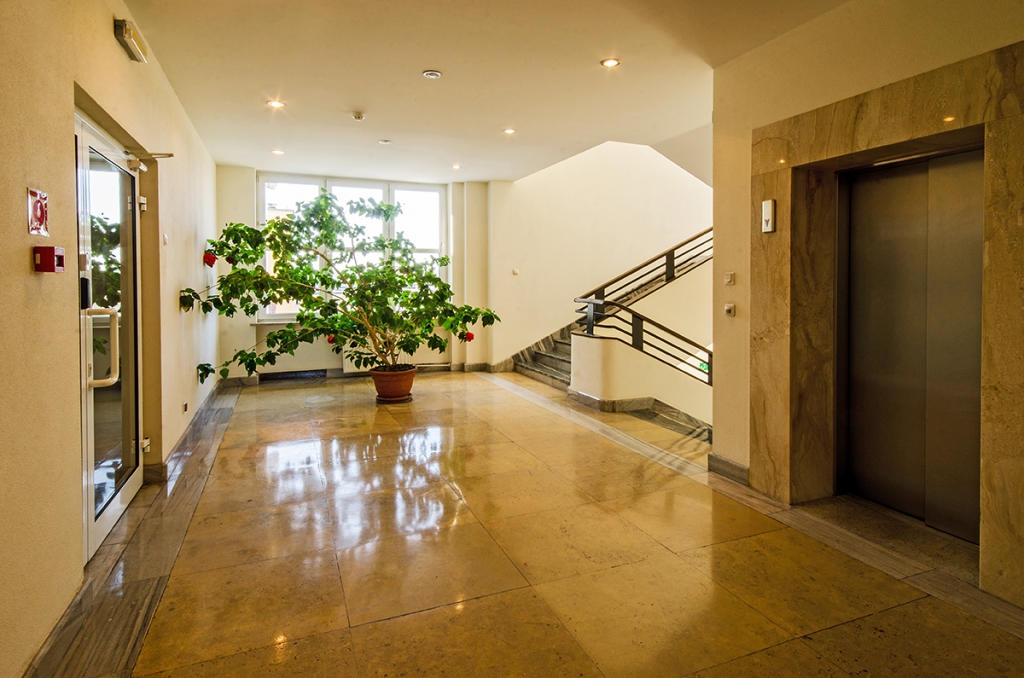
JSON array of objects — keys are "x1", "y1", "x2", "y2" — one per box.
[
  {"x1": 575, "y1": 298, "x2": 712, "y2": 386},
  {"x1": 579, "y1": 227, "x2": 713, "y2": 304}
]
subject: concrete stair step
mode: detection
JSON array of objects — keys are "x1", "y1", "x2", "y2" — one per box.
[{"x1": 552, "y1": 339, "x2": 572, "y2": 356}]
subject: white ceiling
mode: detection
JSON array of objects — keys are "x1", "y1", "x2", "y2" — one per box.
[{"x1": 125, "y1": 0, "x2": 849, "y2": 184}]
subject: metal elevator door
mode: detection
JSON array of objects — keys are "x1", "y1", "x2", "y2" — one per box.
[{"x1": 847, "y1": 149, "x2": 983, "y2": 544}]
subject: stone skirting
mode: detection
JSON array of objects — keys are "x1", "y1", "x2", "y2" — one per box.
[{"x1": 708, "y1": 453, "x2": 750, "y2": 486}]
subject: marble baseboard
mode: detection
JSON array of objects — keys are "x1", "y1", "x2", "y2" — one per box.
[
  {"x1": 488, "y1": 358, "x2": 515, "y2": 373},
  {"x1": 567, "y1": 389, "x2": 654, "y2": 413},
  {"x1": 219, "y1": 375, "x2": 258, "y2": 387},
  {"x1": 143, "y1": 463, "x2": 167, "y2": 484},
  {"x1": 708, "y1": 453, "x2": 749, "y2": 486}
]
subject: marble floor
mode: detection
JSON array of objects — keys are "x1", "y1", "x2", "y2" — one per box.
[{"x1": 49, "y1": 372, "x2": 1024, "y2": 678}]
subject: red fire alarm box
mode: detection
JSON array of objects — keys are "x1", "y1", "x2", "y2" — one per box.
[{"x1": 34, "y1": 246, "x2": 65, "y2": 273}]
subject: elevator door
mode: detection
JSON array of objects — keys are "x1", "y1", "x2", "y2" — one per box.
[{"x1": 847, "y1": 149, "x2": 983, "y2": 544}]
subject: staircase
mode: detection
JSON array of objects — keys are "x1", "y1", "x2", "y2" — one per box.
[
  {"x1": 512, "y1": 228, "x2": 712, "y2": 389},
  {"x1": 513, "y1": 330, "x2": 574, "y2": 387}
]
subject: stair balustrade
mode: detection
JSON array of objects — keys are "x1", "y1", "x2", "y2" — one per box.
[{"x1": 575, "y1": 298, "x2": 712, "y2": 386}]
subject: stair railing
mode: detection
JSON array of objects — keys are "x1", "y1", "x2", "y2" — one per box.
[
  {"x1": 575, "y1": 298, "x2": 712, "y2": 386},
  {"x1": 577, "y1": 227, "x2": 712, "y2": 316}
]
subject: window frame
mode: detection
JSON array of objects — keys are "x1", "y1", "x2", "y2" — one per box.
[{"x1": 255, "y1": 172, "x2": 448, "y2": 323}]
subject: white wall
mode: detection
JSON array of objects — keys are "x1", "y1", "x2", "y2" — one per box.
[
  {"x1": 712, "y1": 0, "x2": 1024, "y2": 468},
  {"x1": 488, "y1": 141, "x2": 712, "y2": 364},
  {"x1": 0, "y1": 0, "x2": 217, "y2": 675}
]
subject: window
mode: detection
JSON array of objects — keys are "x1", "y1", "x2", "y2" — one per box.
[{"x1": 257, "y1": 174, "x2": 447, "y2": 321}]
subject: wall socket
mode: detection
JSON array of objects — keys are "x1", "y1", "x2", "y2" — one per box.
[{"x1": 182, "y1": 402, "x2": 188, "y2": 413}]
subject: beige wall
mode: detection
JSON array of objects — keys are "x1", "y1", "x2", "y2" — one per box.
[
  {"x1": 488, "y1": 141, "x2": 712, "y2": 363},
  {"x1": 215, "y1": 166, "x2": 259, "y2": 378},
  {"x1": 571, "y1": 335, "x2": 713, "y2": 425},
  {"x1": 712, "y1": 0, "x2": 1024, "y2": 467},
  {"x1": 571, "y1": 263, "x2": 713, "y2": 423},
  {"x1": 630, "y1": 262, "x2": 712, "y2": 349},
  {"x1": 0, "y1": 1, "x2": 217, "y2": 675}
]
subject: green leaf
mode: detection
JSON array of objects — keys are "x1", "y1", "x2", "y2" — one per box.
[
  {"x1": 180, "y1": 187, "x2": 499, "y2": 376},
  {"x1": 197, "y1": 363, "x2": 215, "y2": 384}
]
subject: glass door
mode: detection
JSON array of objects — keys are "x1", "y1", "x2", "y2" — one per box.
[{"x1": 77, "y1": 116, "x2": 142, "y2": 560}]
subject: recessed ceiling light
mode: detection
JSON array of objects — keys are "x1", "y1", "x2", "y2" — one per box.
[
  {"x1": 423, "y1": 70, "x2": 442, "y2": 79},
  {"x1": 379, "y1": 139, "x2": 392, "y2": 145},
  {"x1": 271, "y1": 150, "x2": 285, "y2": 155},
  {"x1": 943, "y1": 115, "x2": 956, "y2": 122},
  {"x1": 452, "y1": 164, "x2": 461, "y2": 169},
  {"x1": 504, "y1": 129, "x2": 516, "y2": 135},
  {"x1": 267, "y1": 100, "x2": 285, "y2": 108},
  {"x1": 600, "y1": 58, "x2": 621, "y2": 68}
]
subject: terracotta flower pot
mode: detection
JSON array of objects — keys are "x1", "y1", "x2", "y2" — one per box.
[{"x1": 370, "y1": 366, "x2": 418, "y2": 404}]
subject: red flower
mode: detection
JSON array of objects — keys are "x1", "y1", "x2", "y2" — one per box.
[
  {"x1": 465, "y1": 331, "x2": 475, "y2": 342},
  {"x1": 327, "y1": 334, "x2": 336, "y2": 345},
  {"x1": 203, "y1": 251, "x2": 217, "y2": 267}
]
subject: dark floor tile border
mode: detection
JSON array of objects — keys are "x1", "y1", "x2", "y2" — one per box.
[
  {"x1": 144, "y1": 385, "x2": 227, "y2": 483},
  {"x1": 22, "y1": 386, "x2": 238, "y2": 678}
]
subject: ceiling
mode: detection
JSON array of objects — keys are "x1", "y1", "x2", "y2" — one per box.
[{"x1": 125, "y1": 0, "x2": 849, "y2": 184}]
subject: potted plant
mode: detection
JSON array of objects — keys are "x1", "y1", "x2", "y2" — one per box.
[{"x1": 180, "y1": 189, "x2": 498, "y2": 403}]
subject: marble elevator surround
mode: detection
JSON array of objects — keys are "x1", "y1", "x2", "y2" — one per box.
[{"x1": 747, "y1": 38, "x2": 1024, "y2": 607}]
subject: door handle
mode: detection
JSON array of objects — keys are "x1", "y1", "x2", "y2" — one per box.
[{"x1": 86, "y1": 308, "x2": 119, "y2": 388}]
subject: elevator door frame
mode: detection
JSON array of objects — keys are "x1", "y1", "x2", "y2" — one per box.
[{"x1": 835, "y1": 146, "x2": 984, "y2": 543}]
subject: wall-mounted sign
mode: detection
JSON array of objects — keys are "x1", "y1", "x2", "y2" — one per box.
[{"x1": 28, "y1": 188, "x2": 48, "y2": 236}]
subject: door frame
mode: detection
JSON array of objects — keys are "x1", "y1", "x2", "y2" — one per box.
[{"x1": 76, "y1": 112, "x2": 144, "y2": 562}]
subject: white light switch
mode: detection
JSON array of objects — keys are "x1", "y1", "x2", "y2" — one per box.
[
  {"x1": 762, "y1": 199, "x2": 775, "y2": 233},
  {"x1": 724, "y1": 303, "x2": 736, "y2": 317},
  {"x1": 724, "y1": 272, "x2": 735, "y2": 286}
]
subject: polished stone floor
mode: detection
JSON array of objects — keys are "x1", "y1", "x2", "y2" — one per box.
[{"x1": 62, "y1": 372, "x2": 1024, "y2": 678}]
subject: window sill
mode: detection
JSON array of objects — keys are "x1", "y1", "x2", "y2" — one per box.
[{"x1": 250, "y1": 318, "x2": 298, "y2": 327}]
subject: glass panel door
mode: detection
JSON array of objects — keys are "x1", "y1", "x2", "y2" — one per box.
[
  {"x1": 86, "y1": 148, "x2": 138, "y2": 515},
  {"x1": 77, "y1": 115, "x2": 142, "y2": 560}
]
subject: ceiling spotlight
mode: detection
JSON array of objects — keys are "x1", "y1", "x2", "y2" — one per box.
[
  {"x1": 943, "y1": 115, "x2": 956, "y2": 122},
  {"x1": 267, "y1": 100, "x2": 285, "y2": 108},
  {"x1": 271, "y1": 150, "x2": 285, "y2": 155},
  {"x1": 600, "y1": 58, "x2": 621, "y2": 68},
  {"x1": 352, "y1": 111, "x2": 365, "y2": 121},
  {"x1": 504, "y1": 128, "x2": 516, "y2": 135},
  {"x1": 379, "y1": 139, "x2": 392, "y2": 145},
  {"x1": 423, "y1": 70, "x2": 443, "y2": 79},
  {"x1": 452, "y1": 164, "x2": 461, "y2": 170}
]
